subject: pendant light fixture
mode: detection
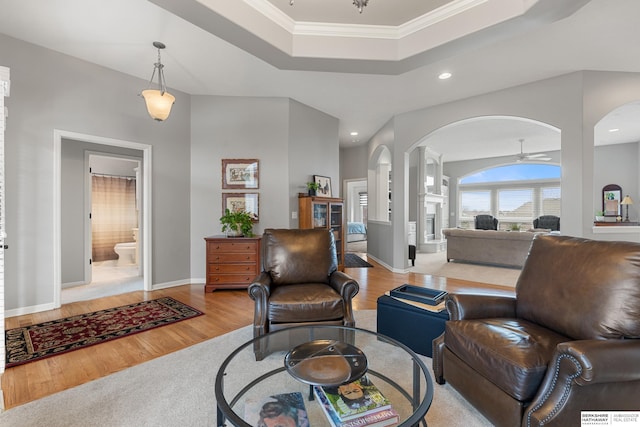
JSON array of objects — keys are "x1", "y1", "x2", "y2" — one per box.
[{"x1": 140, "y1": 41, "x2": 175, "y2": 121}]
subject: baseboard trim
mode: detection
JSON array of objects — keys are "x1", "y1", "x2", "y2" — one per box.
[{"x1": 5, "y1": 302, "x2": 57, "y2": 318}]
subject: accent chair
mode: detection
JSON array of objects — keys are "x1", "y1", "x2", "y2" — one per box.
[
  {"x1": 248, "y1": 228, "x2": 359, "y2": 360},
  {"x1": 433, "y1": 234, "x2": 640, "y2": 427},
  {"x1": 533, "y1": 214, "x2": 560, "y2": 231},
  {"x1": 474, "y1": 214, "x2": 498, "y2": 230}
]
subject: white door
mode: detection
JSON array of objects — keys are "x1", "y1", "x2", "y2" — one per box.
[{"x1": 0, "y1": 66, "x2": 10, "y2": 380}]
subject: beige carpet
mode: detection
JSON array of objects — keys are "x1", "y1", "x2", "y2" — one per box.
[
  {"x1": 349, "y1": 240, "x2": 520, "y2": 287},
  {"x1": 346, "y1": 240, "x2": 367, "y2": 253},
  {"x1": 412, "y1": 251, "x2": 520, "y2": 287},
  {"x1": 0, "y1": 310, "x2": 492, "y2": 427}
]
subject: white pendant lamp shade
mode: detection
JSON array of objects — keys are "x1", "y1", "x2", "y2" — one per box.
[
  {"x1": 141, "y1": 89, "x2": 175, "y2": 121},
  {"x1": 141, "y1": 41, "x2": 175, "y2": 121}
]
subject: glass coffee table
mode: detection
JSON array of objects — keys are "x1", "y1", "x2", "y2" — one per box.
[{"x1": 215, "y1": 325, "x2": 433, "y2": 426}]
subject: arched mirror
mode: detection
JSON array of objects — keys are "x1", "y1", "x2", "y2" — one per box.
[{"x1": 602, "y1": 184, "x2": 622, "y2": 217}]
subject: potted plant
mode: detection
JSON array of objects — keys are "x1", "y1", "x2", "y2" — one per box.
[
  {"x1": 307, "y1": 181, "x2": 320, "y2": 196},
  {"x1": 595, "y1": 210, "x2": 605, "y2": 222},
  {"x1": 220, "y1": 209, "x2": 254, "y2": 237},
  {"x1": 509, "y1": 223, "x2": 521, "y2": 231}
]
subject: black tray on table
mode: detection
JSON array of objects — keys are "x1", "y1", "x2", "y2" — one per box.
[{"x1": 389, "y1": 284, "x2": 447, "y2": 306}]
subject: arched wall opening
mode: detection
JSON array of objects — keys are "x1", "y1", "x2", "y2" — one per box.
[
  {"x1": 593, "y1": 101, "x2": 640, "y2": 225},
  {"x1": 406, "y1": 115, "x2": 561, "y2": 252}
]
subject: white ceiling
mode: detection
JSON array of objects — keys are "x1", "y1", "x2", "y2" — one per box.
[{"x1": 1, "y1": 0, "x2": 640, "y2": 161}]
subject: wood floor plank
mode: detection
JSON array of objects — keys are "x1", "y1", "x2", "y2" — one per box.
[{"x1": 0, "y1": 256, "x2": 514, "y2": 409}]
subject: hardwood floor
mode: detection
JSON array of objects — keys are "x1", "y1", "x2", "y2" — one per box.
[{"x1": 1, "y1": 256, "x2": 514, "y2": 410}]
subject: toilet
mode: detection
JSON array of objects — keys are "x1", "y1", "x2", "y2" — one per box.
[{"x1": 114, "y1": 242, "x2": 136, "y2": 266}]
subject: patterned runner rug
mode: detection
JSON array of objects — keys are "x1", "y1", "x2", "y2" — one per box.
[{"x1": 5, "y1": 297, "x2": 203, "y2": 368}]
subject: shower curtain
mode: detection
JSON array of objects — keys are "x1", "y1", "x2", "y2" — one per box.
[{"x1": 92, "y1": 175, "x2": 137, "y2": 262}]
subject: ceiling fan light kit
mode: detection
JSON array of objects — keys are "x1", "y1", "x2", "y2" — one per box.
[
  {"x1": 289, "y1": 0, "x2": 369, "y2": 13},
  {"x1": 516, "y1": 138, "x2": 551, "y2": 162}
]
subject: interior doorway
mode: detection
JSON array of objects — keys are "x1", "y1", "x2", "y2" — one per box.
[
  {"x1": 344, "y1": 178, "x2": 368, "y2": 253},
  {"x1": 62, "y1": 153, "x2": 143, "y2": 304},
  {"x1": 54, "y1": 130, "x2": 152, "y2": 308}
]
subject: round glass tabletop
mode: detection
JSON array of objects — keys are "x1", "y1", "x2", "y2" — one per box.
[{"x1": 215, "y1": 325, "x2": 433, "y2": 427}]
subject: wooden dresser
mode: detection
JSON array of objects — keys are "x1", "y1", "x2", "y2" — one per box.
[{"x1": 204, "y1": 235, "x2": 261, "y2": 292}]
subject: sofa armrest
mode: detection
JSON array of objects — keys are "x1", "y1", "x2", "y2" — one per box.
[
  {"x1": 446, "y1": 293, "x2": 516, "y2": 321},
  {"x1": 525, "y1": 339, "x2": 640, "y2": 427}
]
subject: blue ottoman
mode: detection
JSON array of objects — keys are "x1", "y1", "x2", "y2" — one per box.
[{"x1": 376, "y1": 294, "x2": 449, "y2": 357}]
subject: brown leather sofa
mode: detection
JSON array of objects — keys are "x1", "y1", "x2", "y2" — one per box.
[
  {"x1": 433, "y1": 234, "x2": 640, "y2": 427},
  {"x1": 248, "y1": 228, "x2": 359, "y2": 360}
]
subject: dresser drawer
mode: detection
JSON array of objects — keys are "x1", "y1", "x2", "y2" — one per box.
[
  {"x1": 208, "y1": 241, "x2": 258, "y2": 254},
  {"x1": 207, "y1": 273, "x2": 255, "y2": 285},
  {"x1": 208, "y1": 263, "x2": 257, "y2": 274},
  {"x1": 208, "y1": 253, "x2": 257, "y2": 263}
]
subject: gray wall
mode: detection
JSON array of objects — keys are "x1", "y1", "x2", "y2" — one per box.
[
  {"x1": 2, "y1": 34, "x2": 191, "y2": 312},
  {"x1": 367, "y1": 71, "x2": 640, "y2": 270},
  {"x1": 288, "y1": 99, "x2": 340, "y2": 225},
  {"x1": 593, "y1": 142, "x2": 639, "y2": 220},
  {"x1": 61, "y1": 140, "x2": 142, "y2": 285},
  {"x1": 189, "y1": 96, "x2": 339, "y2": 281},
  {"x1": 340, "y1": 145, "x2": 368, "y2": 182}
]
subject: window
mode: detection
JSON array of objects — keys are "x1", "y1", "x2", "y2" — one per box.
[
  {"x1": 460, "y1": 190, "x2": 491, "y2": 227},
  {"x1": 540, "y1": 186, "x2": 561, "y2": 217},
  {"x1": 458, "y1": 164, "x2": 561, "y2": 229}
]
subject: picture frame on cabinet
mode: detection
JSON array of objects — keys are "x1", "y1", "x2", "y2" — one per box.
[
  {"x1": 314, "y1": 175, "x2": 332, "y2": 197},
  {"x1": 222, "y1": 192, "x2": 259, "y2": 221},
  {"x1": 222, "y1": 159, "x2": 259, "y2": 189}
]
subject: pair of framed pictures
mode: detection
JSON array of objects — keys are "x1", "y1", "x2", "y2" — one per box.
[{"x1": 222, "y1": 159, "x2": 259, "y2": 221}]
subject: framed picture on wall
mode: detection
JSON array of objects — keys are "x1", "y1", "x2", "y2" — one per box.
[
  {"x1": 314, "y1": 175, "x2": 332, "y2": 197},
  {"x1": 222, "y1": 192, "x2": 259, "y2": 221},
  {"x1": 222, "y1": 159, "x2": 259, "y2": 189}
]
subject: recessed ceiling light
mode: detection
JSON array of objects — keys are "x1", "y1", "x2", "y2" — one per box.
[
  {"x1": 609, "y1": 128, "x2": 620, "y2": 132},
  {"x1": 438, "y1": 72, "x2": 452, "y2": 80},
  {"x1": 350, "y1": 131, "x2": 359, "y2": 136}
]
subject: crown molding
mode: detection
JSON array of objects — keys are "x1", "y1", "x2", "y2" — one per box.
[{"x1": 246, "y1": 0, "x2": 491, "y2": 40}]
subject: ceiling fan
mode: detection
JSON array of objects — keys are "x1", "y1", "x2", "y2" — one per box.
[{"x1": 516, "y1": 139, "x2": 551, "y2": 162}]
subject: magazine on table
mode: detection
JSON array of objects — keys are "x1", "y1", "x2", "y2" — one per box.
[
  {"x1": 243, "y1": 391, "x2": 310, "y2": 427},
  {"x1": 317, "y1": 375, "x2": 393, "y2": 421},
  {"x1": 314, "y1": 386, "x2": 399, "y2": 427}
]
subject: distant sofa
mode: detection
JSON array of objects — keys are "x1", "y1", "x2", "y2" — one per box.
[{"x1": 442, "y1": 228, "x2": 547, "y2": 268}]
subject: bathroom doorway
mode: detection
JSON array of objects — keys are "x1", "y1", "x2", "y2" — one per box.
[
  {"x1": 56, "y1": 131, "x2": 152, "y2": 307},
  {"x1": 63, "y1": 154, "x2": 143, "y2": 304}
]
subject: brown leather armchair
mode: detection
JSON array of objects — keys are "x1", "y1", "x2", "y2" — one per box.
[
  {"x1": 433, "y1": 234, "x2": 640, "y2": 427},
  {"x1": 248, "y1": 228, "x2": 359, "y2": 360}
]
